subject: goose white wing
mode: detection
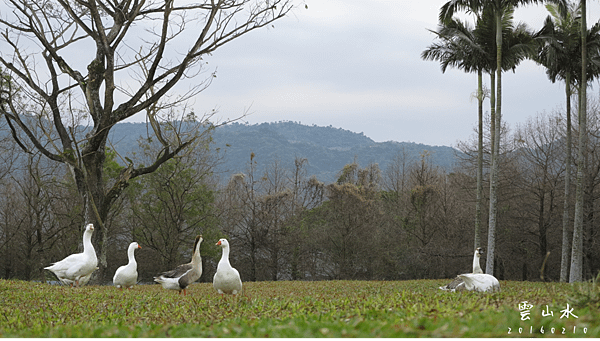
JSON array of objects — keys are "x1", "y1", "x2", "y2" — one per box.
[
  {"x1": 60, "y1": 269, "x2": 96, "y2": 286},
  {"x1": 457, "y1": 273, "x2": 500, "y2": 293},
  {"x1": 45, "y1": 253, "x2": 97, "y2": 284},
  {"x1": 113, "y1": 263, "x2": 138, "y2": 289},
  {"x1": 45, "y1": 253, "x2": 86, "y2": 277}
]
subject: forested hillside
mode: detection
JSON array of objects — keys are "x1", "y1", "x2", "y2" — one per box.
[{"x1": 109, "y1": 121, "x2": 461, "y2": 184}]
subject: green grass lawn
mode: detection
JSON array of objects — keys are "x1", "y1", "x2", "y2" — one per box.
[{"x1": 0, "y1": 278, "x2": 598, "y2": 337}]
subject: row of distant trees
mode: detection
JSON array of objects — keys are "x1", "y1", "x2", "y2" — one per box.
[
  {"x1": 1, "y1": 99, "x2": 600, "y2": 283},
  {"x1": 220, "y1": 102, "x2": 600, "y2": 283}
]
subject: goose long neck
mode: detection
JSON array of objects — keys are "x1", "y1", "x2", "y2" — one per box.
[
  {"x1": 220, "y1": 245, "x2": 230, "y2": 264},
  {"x1": 83, "y1": 230, "x2": 94, "y2": 254},
  {"x1": 473, "y1": 251, "x2": 482, "y2": 273},
  {"x1": 191, "y1": 243, "x2": 202, "y2": 264},
  {"x1": 127, "y1": 246, "x2": 137, "y2": 265}
]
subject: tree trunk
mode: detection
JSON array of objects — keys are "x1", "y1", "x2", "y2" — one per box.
[
  {"x1": 250, "y1": 235, "x2": 257, "y2": 282},
  {"x1": 486, "y1": 8, "x2": 503, "y2": 276},
  {"x1": 538, "y1": 193, "x2": 548, "y2": 262},
  {"x1": 560, "y1": 72, "x2": 572, "y2": 282},
  {"x1": 584, "y1": 184, "x2": 594, "y2": 279},
  {"x1": 271, "y1": 235, "x2": 279, "y2": 281},
  {"x1": 475, "y1": 69, "x2": 484, "y2": 251},
  {"x1": 570, "y1": 0, "x2": 586, "y2": 283},
  {"x1": 81, "y1": 138, "x2": 111, "y2": 282},
  {"x1": 291, "y1": 247, "x2": 301, "y2": 280}
]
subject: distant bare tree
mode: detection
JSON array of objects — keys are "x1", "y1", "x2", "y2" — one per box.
[
  {"x1": 0, "y1": 149, "x2": 78, "y2": 280},
  {"x1": 404, "y1": 153, "x2": 447, "y2": 248},
  {"x1": 513, "y1": 112, "x2": 565, "y2": 278},
  {"x1": 286, "y1": 157, "x2": 324, "y2": 280},
  {"x1": 256, "y1": 160, "x2": 293, "y2": 281},
  {"x1": 218, "y1": 152, "x2": 263, "y2": 281},
  {"x1": 318, "y1": 162, "x2": 382, "y2": 279}
]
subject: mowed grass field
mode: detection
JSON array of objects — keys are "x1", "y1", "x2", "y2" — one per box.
[{"x1": 0, "y1": 278, "x2": 599, "y2": 337}]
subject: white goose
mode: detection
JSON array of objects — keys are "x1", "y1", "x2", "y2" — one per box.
[
  {"x1": 213, "y1": 238, "x2": 242, "y2": 296},
  {"x1": 113, "y1": 242, "x2": 141, "y2": 289},
  {"x1": 154, "y1": 235, "x2": 203, "y2": 295},
  {"x1": 439, "y1": 247, "x2": 484, "y2": 291},
  {"x1": 44, "y1": 223, "x2": 98, "y2": 287},
  {"x1": 457, "y1": 273, "x2": 501, "y2": 292}
]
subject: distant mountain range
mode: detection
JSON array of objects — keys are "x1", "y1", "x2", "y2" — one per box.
[{"x1": 106, "y1": 121, "x2": 462, "y2": 184}]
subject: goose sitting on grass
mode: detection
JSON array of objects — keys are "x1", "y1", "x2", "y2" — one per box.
[
  {"x1": 44, "y1": 224, "x2": 98, "y2": 287},
  {"x1": 439, "y1": 247, "x2": 484, "y2": 292},
  {"x1": 154, "y1": 235, "x2": 203, "y2": 296}
]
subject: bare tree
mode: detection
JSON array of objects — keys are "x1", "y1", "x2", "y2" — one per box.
[
  {"x1": 404, "y1": 152, "x2": 447, "y2": 248},
  {"x1": 0, "y1": 147, "x2": 79, "y2": 280},
  {"x1": 513, "y1": 112, "x2": 565, "y2": 278},
  {"x1": 256, "y1": 160, "x2": 292, "y2": 281},
  {"x1": 320, "y1": 162, "x2": 382, "y2": 279},
  {"x1": 286, "y1": 157, "x2": 324, "y2": 280},
  {"x1": 0, "y1": 0, "x2": 293, "y2": 280},
  {"x1": 218, "y1": 152, "x2": 263, "y2": 281}
]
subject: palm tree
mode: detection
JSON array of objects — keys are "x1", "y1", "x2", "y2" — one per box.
[
  {"x1": 536, "y1": 2, "x2": 578, "y2": 284},
  {"x1": 571, "y1": 0, "x2": 587, "y2": 283},
  {"x1": 422, "y1": 15, "x2": 491, "y2": 251},
  {"x1": 570, "y1": 0, "x2": 600, "y2": 282},
  {"x1": 440, "y1": 0, "x2": 567, "y2": 275},
  {"x1": 424, "y1": 5, "x2": 535, "y2": 254},
  {"x1": 535, "y1": 1, "x2": 600, "y2": 282}
]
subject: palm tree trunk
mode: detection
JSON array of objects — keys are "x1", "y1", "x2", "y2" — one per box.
[
  {"x1": 570, "y1": 0, "x2": 586, "y2": 283},
  {"x1": 490, "y1": 72, "x2": 496, "y2": 151},
  {"x1": 475, "y1": 69, "x2": 484, "y2": 251},
  {"x1": 486, "y1": 8, "x2": 503, "y2": 276},
  {"x1": 560, "y1": 72, "x2": 572, "y2": 283}
]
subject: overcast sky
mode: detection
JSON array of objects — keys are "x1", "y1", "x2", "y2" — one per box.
[
  {"x1": 166, "y1": 0, "x2": 600, "y2": 148},
  {"x1": 4, "y1": 0, "x2": 600, "y2": 147}
]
